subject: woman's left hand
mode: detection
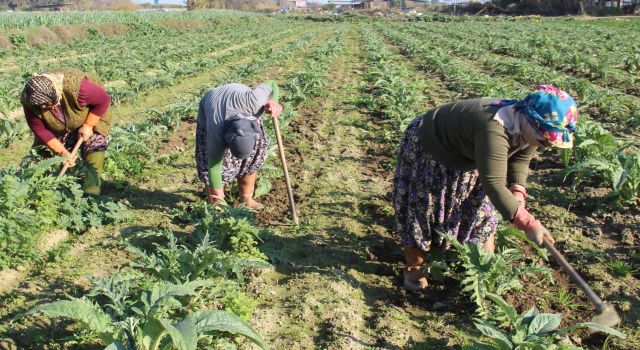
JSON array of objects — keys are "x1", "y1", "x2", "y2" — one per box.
[
  {"x1": 78, "y1": 124, "x2": 94, "y2": 142},
  {"x1": 264, "y1": 100, "x2": 283, "y2": 118}
]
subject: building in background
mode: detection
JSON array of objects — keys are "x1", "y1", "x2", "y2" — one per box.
[
  {"x1": 364, "y1": 0, "x2": 388, "y2": 9},
  {"x1": 30, "y1": 2, "x2": 75, "y2": 10}
]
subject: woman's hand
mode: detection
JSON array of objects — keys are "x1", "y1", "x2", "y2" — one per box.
[
  {"x1": 61, "y1": 150, "x2": 78, "y2": 168},
  {"x1": 206, "y1": 186, "x2": 225, "y2": 205},
  {"x1": 512, "y1": 206, "x2": 555, "y2": 246},
  {"x1": 264, "y1": 100, "x2": 283, "y2": 118},
  {"x1": 78, "y1": 124, "x2": 94, "y2": 142},
  {"x1": 525, "y1": 221, "x2": 556, "y2": 246}
]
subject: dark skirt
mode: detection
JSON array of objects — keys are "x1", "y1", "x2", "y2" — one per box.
[
  {"x1": 195, "y1": 111, "x2": 269, "y2": 186},
  {"x1": 392, "y1": 117, "x2": 499, "y2": 252}
]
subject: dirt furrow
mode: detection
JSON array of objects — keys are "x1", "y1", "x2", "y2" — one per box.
[{"x1": 248, "y1": 27, "x2": 430, "y2": 350}]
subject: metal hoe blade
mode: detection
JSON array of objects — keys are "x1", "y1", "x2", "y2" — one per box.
[{"x1": 543, "y1": 238, "x2": 621, "y2": 330}]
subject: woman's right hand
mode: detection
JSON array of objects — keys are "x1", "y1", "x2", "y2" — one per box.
[
  {"x1": 61, "y1": 150, "x2": 77, "y2": 168},
  {"x1": 512, "y1": 206, "x2": 555, "y2": 246},
  {"x1": 524, "y1": 221, "x2": 556, "y2": 246},
  {"x1": 206, "y1": 187, "x2": 225, "y2": 204}
]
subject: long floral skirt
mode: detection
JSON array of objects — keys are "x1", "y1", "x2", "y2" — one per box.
[
  {"x1": 195, "y1": 111, "x2": 269, "y2": 186},
  {"x1": 392, "y1": 117, "x2": 499, "y2": 252}
]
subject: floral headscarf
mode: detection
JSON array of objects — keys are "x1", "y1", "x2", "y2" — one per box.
[{"x1": 498, "y1": 85, "x2": 578, "y2": 148}]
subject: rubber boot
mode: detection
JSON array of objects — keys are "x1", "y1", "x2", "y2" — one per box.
[
  {"x1": 237, "y1": 172, "x2": 263, "y2": 210},
  {"x1": 83, "y1": 151, "x2": 104, "y2": 196},
  {"x1": 403, "y1": 246, "x2": 428, "y2": 291}
]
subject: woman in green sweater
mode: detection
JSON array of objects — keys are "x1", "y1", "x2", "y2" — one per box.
[{"x1": 393, "y1": 85, "x2": 578, "y2": 291}]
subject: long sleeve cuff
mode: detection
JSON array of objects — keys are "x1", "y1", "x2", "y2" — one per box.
[
  {"x1": 262, "y1": 80, "x2": 280, "y2": 103},
  {"x1": 208, "y1": 156, "x2": 223, "y2": 189},
  {"x1": 84, "y1": 112, "x2": 101, "y2": 127}
]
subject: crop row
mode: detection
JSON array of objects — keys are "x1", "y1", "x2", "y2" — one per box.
[
  {"x1": 379, "y1": 25, "x2": 639, "y2": 206},
  {"x1": 410, "y1": 21, "x2": 640, "y2": 97},
  {"x1": 390, "y1": 23, "x2": 640, "y2": 130},
  {"x1": 425, "y1": 18, "x2": 640, "y2": 68},
  {"x1": 0, "y1": 18, "x2": 309, "y2": 114},
  {"x1": 358, "y1": 25, "x2": 426, "y2": 141},
  {"x1": 0, "y1": 10, "x2": 255, "y2": 30},
  {"x1": 2, "y1": 26, "x2": 334, "y2": 348}
]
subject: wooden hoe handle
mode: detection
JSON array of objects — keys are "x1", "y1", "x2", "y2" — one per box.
[
  {"x1": 543, "y1": 237, "x2": 604, "y2": 308},
  {"x1": 271, "y1": 114, "x2": 300, "y2": 225},
  {"x1": 57, "y1": 139, "x2": 83, "y2": 179}
]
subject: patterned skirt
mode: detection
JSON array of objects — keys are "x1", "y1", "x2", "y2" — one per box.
[
  {"x1": 392, "y1": 117, "x2": 499, "y2": 252},
  {"x1": 33, "y1": 131, "x2": 109, "y2": 158},
  {"x1": 195, "y1": 111, "x2": 269, "y2": 186},
  {"x1": 61, "y1": 132, "x2": 109, "y2": 158}
]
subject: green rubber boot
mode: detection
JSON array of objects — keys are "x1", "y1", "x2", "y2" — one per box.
[{"x1": 83, "y1": 151, "x2": 105, "y2": 196}]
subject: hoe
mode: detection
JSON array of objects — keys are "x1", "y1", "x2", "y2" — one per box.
[
  {"x1": 543, "y1": 237, "x2": 621, "y2": 330},
  {"x1": 57, "y1": 139, "x2": 83, "y2": 178}
]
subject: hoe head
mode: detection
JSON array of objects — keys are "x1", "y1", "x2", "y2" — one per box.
[{"x1": 589, "y1": 303, "x2": 621, "y2": 333}]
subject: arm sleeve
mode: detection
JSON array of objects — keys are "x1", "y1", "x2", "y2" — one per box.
[
  {"x1": 261, "y1": 80, "x2": 280, "y2": 103},
  {"x1": 77, "y1": 77, "x2": 111, "y2": 117},
  {"x1": 208, "y1": 156, "x2": 224, "y2": 189},
  {"x1": 25, "y1": 107, "x2": 56, "y2": 144},
  {"x1": 248, "y1": 83, "x2": 273, "y2": 114},
  {"x1": 474, "y1": 126, "x2": 521, "y2": 221},
  {"x1": 507, "y1": 146, "x2": 537, "y2": 187}
]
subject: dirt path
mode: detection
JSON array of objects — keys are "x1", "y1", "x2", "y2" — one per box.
[{"x1": 248, "y1": 27, "x2": 429, "y2": 350}]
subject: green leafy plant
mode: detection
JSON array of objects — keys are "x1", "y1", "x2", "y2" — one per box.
[
  {"x1": 607, "y1": 260, "x2": 635, "y2": 277},
  {"x1": 443, "y1": 233, "x2": 553, "y2": 317},
  {"x1": 185, "y1": 203, "x2": 268, "y2": 261},
  {"x1": 0, "y1": 157, "x2": 127, "y2": 268},
  {"x1": 465, "y1": 293, "x2": 625, "y2": 350},
  {"x1": 0, "y1": 115, "x2": 27, "y2": 147},
  {"x1": 128, "y1": 229, "x2": 270, "y2": 284},
  {"x1": 564, "y1": 121, "x2": 640, "y2": 204},
  {"x1": 17, "y1": 275, "x2": 268, "y2": 350}
]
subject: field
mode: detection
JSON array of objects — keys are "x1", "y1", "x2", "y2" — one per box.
[{"x1": 0, "y1": 10, "x2": 639, "y2": 350}]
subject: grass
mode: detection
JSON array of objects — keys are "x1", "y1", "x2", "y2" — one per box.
[{"x1": 608, "y1": 260, "x2": 635, "y2": 277}]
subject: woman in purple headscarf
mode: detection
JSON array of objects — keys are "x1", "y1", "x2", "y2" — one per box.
[{"x1": 393, "y1": 85, "x2": 579, "y2": 291}]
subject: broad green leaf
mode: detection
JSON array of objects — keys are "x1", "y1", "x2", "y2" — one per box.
[
  {"x1": 486, "y1": 293, "x2": 518, "y2": 325},
  {"x1": 19, "y1": 298, "x2": 115, "y2": 343},
  {"x1": 104, "y1": 341, "x2": 127, "y2": 350},
  {"x1": 473, "y1": 319, "x2": 512, "y2": 350},
  {"x1": 187, "y1": 310, "x2": 269, "y2": 349},
  {"x1": 519, "y1": 307, "x2": 540, "y2": 327},
  {"x1": 158, "y1": 318, "x2": 198, "y2": 350},
  {"x1": 142, "y1": 317, "x2": 167, "y2": 350},
  {"x1": 558, "y1": 322, "x2": 626, "y2": 339},
  {"x1": 140, "y1": 282, "x2": 200, "y2": 316},
  {"x1": 528, "y1": 313, "x2": 562, "y2": 335}
]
